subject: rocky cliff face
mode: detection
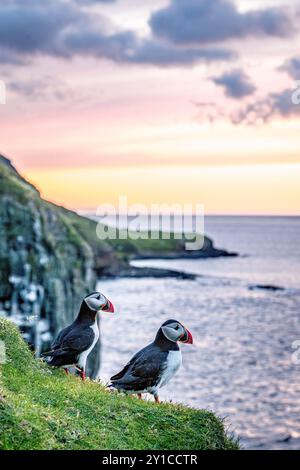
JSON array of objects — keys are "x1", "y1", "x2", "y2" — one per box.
[{"x1": 0, "y1": 155, "x2": 124, "y2": 377}]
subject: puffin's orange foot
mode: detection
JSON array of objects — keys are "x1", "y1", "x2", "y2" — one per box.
[
  {"x1": 76, "y1": 367, "x2": 86, "y2": 381},
  {"x1": 154, "y1": 396, "x2": 160, "y2": 404},
  {"x1": 138, "y1": 394, "x2": 142, "y2": 400}
]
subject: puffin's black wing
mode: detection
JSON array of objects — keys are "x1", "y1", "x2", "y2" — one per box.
[
  {"x1": 51, "y1": 324, "x2": 74, "y2": 351},
  {"x1": 44, "y1": 325, "x2": 95, "y2": 357},
  {"x1": 110, "y1": 344, "x2": 168, "y2": 392},
  {"x1": 110, "y1": 349, "x2": 144, "y2": 381}
]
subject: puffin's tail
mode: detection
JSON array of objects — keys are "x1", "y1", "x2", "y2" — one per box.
[
  {"x1": 41, "y1": 352, "x2": 58, "y2": 366},
  {"x1": 107, "y1": 383, "x2": 119, "y2": 393},
  {"x1": 41, "y1": 351, "x2": 53, "y2": 358},
  {"x1": 41, "y1": 348, "x2": 64, "y2": 357},
  {"x1": 42, "y1": 349, "x2": 74, "y2": 368}
]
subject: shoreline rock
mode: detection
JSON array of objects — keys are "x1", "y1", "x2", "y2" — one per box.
[
  {"x1": 249, "y1": 284, "x2": 284, "y2": 292},
  {"x1": 104, "y1": 266, "x2": 197, "y2": 280},
  {"x1": 131, "y1": 248, "x2": 238, "y2": 261}
]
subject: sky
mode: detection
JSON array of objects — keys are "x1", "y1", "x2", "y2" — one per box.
[{"x1": 0, "y1": 0, "x2": 300, "y2": 214}]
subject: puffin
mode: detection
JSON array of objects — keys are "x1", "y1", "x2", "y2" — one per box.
[
  {"x1": 109, "y1": 319, "x2": 193, "y2": 403},
  {"x1": 43, "y1": 291, "x2": 114, "y2": 380}
]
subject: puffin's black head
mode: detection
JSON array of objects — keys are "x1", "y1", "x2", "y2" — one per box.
[
  {"x1": 160, "y1": 319, "x2": 193, "y2": 344},
  {"x1": 84, "y1": 292, "x2": 115, "y2": 313}
]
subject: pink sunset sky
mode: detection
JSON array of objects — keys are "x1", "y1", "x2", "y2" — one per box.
[{"x1": 0, "y1": 0, "x2": 300, "y2": 214}]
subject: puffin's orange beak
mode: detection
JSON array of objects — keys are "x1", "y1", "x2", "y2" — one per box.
[
  {"x1": 181, "y1": 327, "x2": 193, "y2": 344},
  {"x1": 102, "y1": 298, "x2": 115, "y2": 313}
]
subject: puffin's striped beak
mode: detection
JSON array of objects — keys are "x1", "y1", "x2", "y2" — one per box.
[
  {"x1": 102, "y1": 298, "x2": 115, "y2": 313},
  {"x1": 181, "y1": 327, "x2": 193, "y2": 344}
]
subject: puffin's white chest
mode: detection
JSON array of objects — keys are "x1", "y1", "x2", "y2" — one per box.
[
  {"x1": 78, "y1": 321, "x2": 99, "y2": 369},
  {"x1": 159, "y1": 350, "x2": 182, "y2": 388}
]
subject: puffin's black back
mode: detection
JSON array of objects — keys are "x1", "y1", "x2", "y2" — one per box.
[
  {"x1": 110, "y1": 343, "x2": 168, "y2": 391},
  {"x1": 110, "y1": 322, "x2": 179, "y2": 391},
  {"x1": 43, "y1": 299, "x2": 97, "y2": 367}
]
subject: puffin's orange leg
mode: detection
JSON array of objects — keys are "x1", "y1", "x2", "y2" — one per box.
[
  {"x1": 64, "y1": 368, "x2": 69, "y2": 375},
  {"x1": 138, "y1": 394, "x2": 142, "y2": 400},
  {"x1": 155, "y1": 396, "x2": 160, "y2": 404},
  {"x1": 75, "y1": 367, "x2": 86, "y2": 381}
]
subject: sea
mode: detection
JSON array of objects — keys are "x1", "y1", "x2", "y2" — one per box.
[{"x1": 97, "y1": 216, "x2": 300, "y2": 450}]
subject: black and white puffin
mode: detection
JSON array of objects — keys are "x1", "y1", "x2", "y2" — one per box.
[
  {"x1": 43, "y1": 292, "x2": 114, "y2": 380},
  {"x1": 109, "y1": 319, "x2": 193, "y2": 403}
]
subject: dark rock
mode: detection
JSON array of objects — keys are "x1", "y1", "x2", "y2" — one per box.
[
  {"x1": 249, "y1": 284, "x2": 284, "y2": 292},
  {"x1": 276, "y1": 434, "x2": 292, "y2": 443},
  {"x1": 108, "y1": 266, "x2": 197, "y2": 280},
  {"x1": 131, "y1": 249, "x2": 238, "y2": 261}
]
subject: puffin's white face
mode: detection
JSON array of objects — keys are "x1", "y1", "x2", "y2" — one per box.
[
  {"x1": 161, "y1": 320, "x2": 193, "y2": 344},
  {"x1": 84, "y1": 292, "x2": 114, "y2": 313}
]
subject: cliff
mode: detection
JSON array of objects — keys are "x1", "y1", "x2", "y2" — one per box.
[
  {"x1": 0, "y1": 318, "x2": 238, "y2": 450},
  {"x1": 0, "y1": 154, "x2": 124, "y2": 376}
]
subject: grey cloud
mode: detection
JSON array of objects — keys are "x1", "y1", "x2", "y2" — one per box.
[
  {"x1": 74, "y1": 0, "x2": 116, "y2": 3},
  {"x1": 232, "y1": 88, "x2": 300, "y2": 124},
  {"x1": 0, "y1": 49, "x2": 27, "y2": 65},
  {"x1": 65, "y1": 27, "x2": 234, "y2": 65},
  {"x1": 126, "y1": 40, "x2": 234, "y2": 66},
  {"x1": 150, "y1": 0, "x2": 295, "y2": 45},
  {"x1": 8, "y1": 76, "x2": 72, "y2": 100},
  {"x1": 212, "y1": 69, "x2": 256, "y2": 98},
  {"x1": 280, "y1": 57, "x2": 300, "y2": 79},
  {"x1": 63, "y1": 29, "x2": 137, "y2": 62},
  {"x1": 0, "y1": 2, "x2": 87, "y2": 56},
  {"x1": 0, "y1": 0, "x2": 234, "y2": 67}
]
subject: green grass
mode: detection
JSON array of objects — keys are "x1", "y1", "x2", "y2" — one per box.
[
  {"x1": 0, "y1": 319, "x2": 238, "y2": 450},
  {"x1": 0, "y1": 160, "x2": 38, "y2": 203}
]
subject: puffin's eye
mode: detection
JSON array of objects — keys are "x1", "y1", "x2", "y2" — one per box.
[{"x1": 175, "y1": 325, "x2": 179, "y2": 330}]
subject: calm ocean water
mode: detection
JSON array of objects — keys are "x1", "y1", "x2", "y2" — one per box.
[{"x1": 98, "y1": 216, "x2": 300, "y2": 450}]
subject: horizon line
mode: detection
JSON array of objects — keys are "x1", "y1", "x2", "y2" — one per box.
[{"x1": 78, "y1": 210, "x2": 300, "y2": 218}]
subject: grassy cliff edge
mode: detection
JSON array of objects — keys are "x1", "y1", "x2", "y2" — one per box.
[{"x1": 0, "y1": 319, "x2": 238, "y2": 450}]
